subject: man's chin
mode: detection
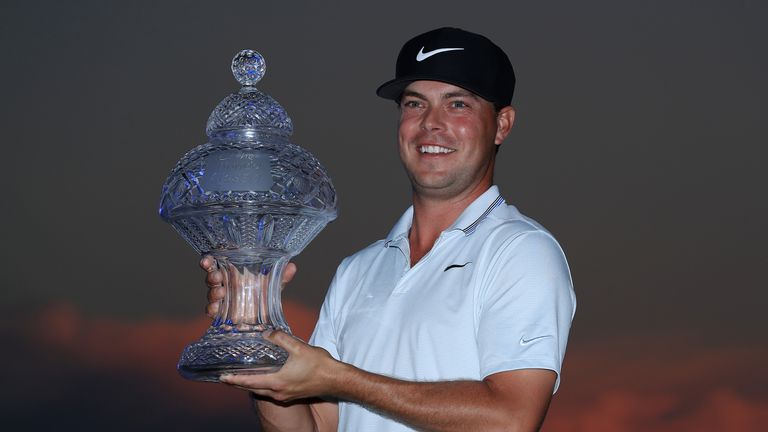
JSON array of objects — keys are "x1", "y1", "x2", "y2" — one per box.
[{"x1": 411, "y1": 181, "x2": 460, "y2": 200}]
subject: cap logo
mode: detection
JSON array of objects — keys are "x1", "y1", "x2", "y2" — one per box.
[{"x1": 416, "y1": 46, "x2": 465, "y2": 62}]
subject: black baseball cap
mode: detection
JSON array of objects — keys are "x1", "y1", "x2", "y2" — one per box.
[{"x1": 376, "y1": 27, "x2": 515, "y2": 107}]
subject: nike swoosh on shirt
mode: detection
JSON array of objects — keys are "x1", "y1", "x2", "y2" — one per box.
[
  {"x1": 444, "y1": 262, "x2": 472, "y2": 272},
  {"x1": 520, "y1": 335, "x2": 552, "y2": 345},
  {"x1": 416, "y1": 47, "x2": 465, "y2": 62}
]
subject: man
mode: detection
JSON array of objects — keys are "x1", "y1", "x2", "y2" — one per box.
[{"x1": 202, "y1": 27, "x2": 576, "y2": 431}]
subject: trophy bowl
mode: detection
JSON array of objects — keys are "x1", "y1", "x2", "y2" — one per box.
[{"x1": 159, "y1": 50, "x2": 337, "y2": 381}]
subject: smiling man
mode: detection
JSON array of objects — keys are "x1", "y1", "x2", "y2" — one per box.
[{"x1": 205, "y1": 27, "x2": 576, "y2": 432}]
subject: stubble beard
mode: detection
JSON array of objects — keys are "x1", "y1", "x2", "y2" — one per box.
[{"x1": 405, "y1": 160, "x2": 494, "y2": 203}]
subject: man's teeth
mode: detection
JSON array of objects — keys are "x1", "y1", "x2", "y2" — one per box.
[{"x1": 419, "y1": 145, "x2": 454, "y2": 154}]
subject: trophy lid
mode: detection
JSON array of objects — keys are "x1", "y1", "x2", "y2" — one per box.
[{"x1": 205, "y1": 50, "x2": 293, "y2": 140}]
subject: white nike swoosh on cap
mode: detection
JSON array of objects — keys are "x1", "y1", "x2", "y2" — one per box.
[{"x1": 416, "y1": 46, "x2": 465, "y2": 62}]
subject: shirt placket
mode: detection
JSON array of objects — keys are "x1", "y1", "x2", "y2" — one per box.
[{"x1": 392, "y1": 231, "x2": 462, "y2": 295}]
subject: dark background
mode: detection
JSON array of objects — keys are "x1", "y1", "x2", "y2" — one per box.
[{"x1": 2, "y1": 1, "x2": 766, "y2": 430}]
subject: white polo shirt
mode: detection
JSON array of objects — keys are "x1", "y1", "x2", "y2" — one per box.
[{"x1": 310, "y1": 185, "x2": 576, "y2": 431}]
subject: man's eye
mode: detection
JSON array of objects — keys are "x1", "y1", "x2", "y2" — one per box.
[
  {"x1": 451, "y1": 101, "x2": 468, "y2": 108},
  {"x1": 402, "y1": 100, "x2": 421, "y2": 108}
]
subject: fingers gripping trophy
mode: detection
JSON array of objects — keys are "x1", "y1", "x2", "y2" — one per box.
[{"x1": 159, "y1": 50, "x2": 337, "y2": 381}]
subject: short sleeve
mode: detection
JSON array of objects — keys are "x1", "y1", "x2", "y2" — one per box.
[
  {"x1": 476, "y1": 230, "x2": 576, "y2": 392},
  {"x1": 309, "y1": 264, "x2": 343, "y2": 360}
]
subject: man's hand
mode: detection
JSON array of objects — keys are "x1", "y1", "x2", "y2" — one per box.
[
  {"x1": 199, "y1": 255, "x2": 297, "y2": 317},
  {"x1": 219, "y1": 330, "x2": 342, "y2": 403}
]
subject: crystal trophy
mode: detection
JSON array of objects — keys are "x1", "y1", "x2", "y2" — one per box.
[{"x1": 159, "y1": 50, "x2": 337, "y2": 381}]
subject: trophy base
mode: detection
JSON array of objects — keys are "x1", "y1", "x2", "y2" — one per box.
[{"x1": 177, "y1": 329, "x2": 288, "y2": 382}]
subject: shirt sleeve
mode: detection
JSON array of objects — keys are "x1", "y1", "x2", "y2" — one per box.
[
  {"x1": 476, "y1": 230, "x2": 576, "y2": 392},
  {"x1": 309, "y1": 264, "x2": 342, "y2": 360}
]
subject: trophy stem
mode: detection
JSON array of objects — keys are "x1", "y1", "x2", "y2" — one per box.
[{"x1": 177, "y1": 254, "x2": 291, "y2": 382}]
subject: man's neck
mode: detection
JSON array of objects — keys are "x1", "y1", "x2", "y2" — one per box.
[{"x1": 407, "y1": 183, "x2": 491, "y2": 266}]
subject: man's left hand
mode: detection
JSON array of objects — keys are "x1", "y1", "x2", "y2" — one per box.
[{"x1": 220, "y1": 330, "x2": 341, "y2": 403}]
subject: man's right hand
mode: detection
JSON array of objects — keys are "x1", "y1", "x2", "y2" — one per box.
[{"x1": 199, "y1": 255, "x2": 298, "y2": 318}]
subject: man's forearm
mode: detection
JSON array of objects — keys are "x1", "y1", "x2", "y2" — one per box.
[
  {"x1": 220, "y1": 332, "x2": 553, "y2": 431},
  {"x1": 330, "y1": 363, "x2": 553, "y2": 432},
  {"x1": 253, "y1": 397, "x2": 315, "y2": 432},
  {"x1": 252, "y1": 395, "x2": 338, "y2": 432}
]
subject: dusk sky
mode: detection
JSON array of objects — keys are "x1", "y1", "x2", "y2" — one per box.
[{"x1": 2, "y1": 1, "x2": 766, "y2": 430}]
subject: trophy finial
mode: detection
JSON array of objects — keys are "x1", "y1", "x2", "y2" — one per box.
[
  {"x1": 231, "y1": 49, "x2": 266, "y2": 86},
  {"x1": 205, "y1": 49, "x2": 292, "y2": 138}
]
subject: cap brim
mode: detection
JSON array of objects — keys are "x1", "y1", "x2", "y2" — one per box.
[{"x1": 376, "y1": 77, "x2": 416, "y2": 101}]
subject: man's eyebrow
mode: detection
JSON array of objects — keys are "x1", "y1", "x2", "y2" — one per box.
[
  {"x1": 401, "y1": 89, "x2": 480, "y2": 101},
  {"x1": 443, "y1": 90, "x2": 480, "y2": 100},
  {"x1": 400, "y1": 90, "x2": 426, "y2": 100}
]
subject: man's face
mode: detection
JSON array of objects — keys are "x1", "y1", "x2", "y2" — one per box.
[{"x1": 397, "y1": 80, "x2": 514, "y2": 201}]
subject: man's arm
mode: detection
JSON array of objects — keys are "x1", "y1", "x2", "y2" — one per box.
[
  {"x1": 221, "y1": 331, "x2": 555, "y2": 432},
  {"x1": 248, "y1": 396, "x2": 338, "y2": 432},
  {"x1": 339, "y1": 367, "x2": 554, "y2": 432}
]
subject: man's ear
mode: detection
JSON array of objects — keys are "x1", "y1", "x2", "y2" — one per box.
[{"x1": 494, "y1": 106, "x2": 516, "y2": 145}]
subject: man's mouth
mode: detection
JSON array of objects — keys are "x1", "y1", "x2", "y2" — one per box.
[{"x1": 418, "y1": 145, "x2": 455, "y2": 154}]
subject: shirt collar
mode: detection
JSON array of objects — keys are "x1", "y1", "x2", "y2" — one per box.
[{"x1": 384, "y1": 185, "x2": 505, "y2": 247}]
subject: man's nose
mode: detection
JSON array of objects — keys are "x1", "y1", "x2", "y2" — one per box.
[{"x1": 420, "y1": 106, "x2": 444, "y2": 131}]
